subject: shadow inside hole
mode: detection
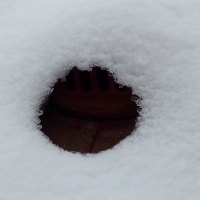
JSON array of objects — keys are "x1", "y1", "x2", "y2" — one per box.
[{"x1": 39, "y1": 66, "x2": 141, "y2": 153}]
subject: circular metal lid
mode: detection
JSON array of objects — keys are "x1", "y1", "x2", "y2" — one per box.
[{"x1": 50, "y1": 67, "x2": 139, "y2": 120}]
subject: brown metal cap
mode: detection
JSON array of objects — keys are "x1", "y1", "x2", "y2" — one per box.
[
  {"x1": 40, "y1": 66, "x2": 140, "y2": 153},
  {"x1": 50, "y1": 67, "x2": 139, "y2": 120}
]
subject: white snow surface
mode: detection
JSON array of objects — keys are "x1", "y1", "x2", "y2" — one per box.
[{"x1": 0, "y1": 0, "x2": 200, "y2": 199}]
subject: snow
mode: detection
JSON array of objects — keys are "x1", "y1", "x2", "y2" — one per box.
[{"x1": 0, "y1": 0, "x2": 200, "y2": 199}]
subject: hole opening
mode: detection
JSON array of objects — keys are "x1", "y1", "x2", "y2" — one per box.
[{"x1": 39, "y1": 66, "x2": 141, "y2": 154}]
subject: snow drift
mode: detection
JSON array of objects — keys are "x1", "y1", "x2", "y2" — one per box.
[{"x1": 0, "y1": 0, "x2": 200, "y2": 199}]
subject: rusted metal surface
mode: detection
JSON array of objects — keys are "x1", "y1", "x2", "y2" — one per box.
[
  {"x1": 41, "y1": 108, "x2": 136, "y2": 153},
  {"x1": 40, "y1": 67, "x2": 140, "y2": 153},
  {"x1": 50, "y1": 67, "x2": 139, "y2": 120}
]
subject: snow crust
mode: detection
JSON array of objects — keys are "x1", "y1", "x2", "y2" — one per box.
[{"x1": 0, "y1": 0, "x2": 200, "y2": 199}]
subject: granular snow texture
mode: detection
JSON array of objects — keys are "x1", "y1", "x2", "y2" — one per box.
[{"x1": 0, "y1": 0, "x2": 200, "y2": 199}]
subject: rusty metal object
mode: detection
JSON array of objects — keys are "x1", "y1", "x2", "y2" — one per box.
[{"x1": 40, "y1": 67, "x2": 140, "y2": 153}]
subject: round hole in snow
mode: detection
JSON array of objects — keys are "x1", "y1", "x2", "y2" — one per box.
[{"x1": 39, "y1": 66, "x2": 141, "y2": 153}]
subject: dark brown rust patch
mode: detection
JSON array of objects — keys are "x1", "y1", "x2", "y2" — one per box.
[{"x1": 40, "y1": 66, "x2": 140, "y2": 153}]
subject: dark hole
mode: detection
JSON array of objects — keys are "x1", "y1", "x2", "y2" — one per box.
[
  {"x1": 96, "y1": 67, "x2": 108, "y2": 91},
  {"x1": 80, "y1": 70, "x2": 92, "y2": 91},
  {"x1": 65, "y1": 70, "x2": 74, "y2": 90},
  {"x1": 39, "y1": 66, "x2": 141, "y2": 154}
]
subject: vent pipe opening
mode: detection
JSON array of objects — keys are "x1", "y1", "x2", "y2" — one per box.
[{"x1": 39, "y1": 66, "x2": 141, "y2": 153}]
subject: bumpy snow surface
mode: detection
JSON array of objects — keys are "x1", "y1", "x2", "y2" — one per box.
[{"x1": 0, "y1": 0, "x2": 200, "y2": 199}]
